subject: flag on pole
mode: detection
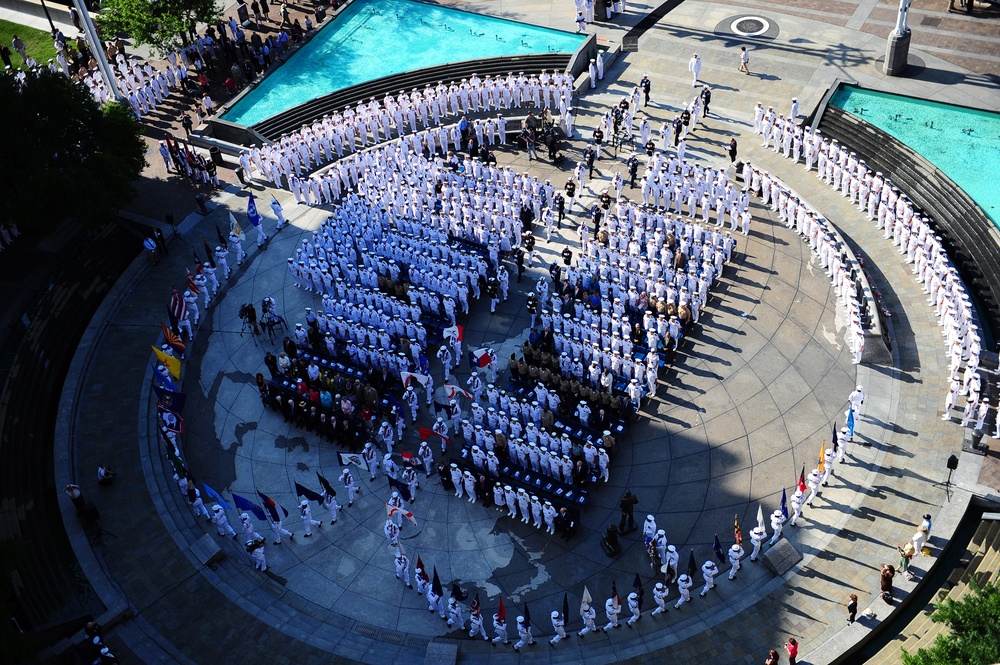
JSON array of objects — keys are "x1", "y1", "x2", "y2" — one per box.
[
  {"x1": 832, "y1": 422, "x2": 839, "y2": 452},
  {"x1": 400, "y1": 371, "x2": 430, "y2": 387},
  {"x1": 418, "y1": 427, "x2": 450, "y2": 445},
  {"x1": 451, "y1": 582, "x2": 468, "y2": 602},
  {"x1": 523, "y1": 601, "x2": 531, "y2": 629},
  {"x1": 152, "y1": 345, "x2": 181, "y2": 379},
  {"x1": 160, "y1": 322, "x2": 186, "y2": 355},
  {"x1": 164, "y1": 441, "x2": 188, "y2": 479},
  {"x1": 442, "y1": 324, "x2": 464, "y2": 341},
  {"x1": 215, "y1": 225, "x2": 227, "y2": 247},
  {"x1": 231, "y1": 492, "x2": 266, "y2": 521},
  {"x1": 818, "y1": 439, "x2": 826, "y2": 472},
  {"x1": 633, "y1": 572, "x2": 644, "y2": 610},
  {"x1": 580, "y1": 585, "x2": 593, "y2": 615},
  {"x1": 157, "y1": 405, "x2": 184, "y2": 434},
  {"x1": 153, "y1": 385, "x2": 187, "y2": 413},
  {"x1": 563, "y1": 592, "x2": 569, "y2": 622},
  {"x1": 416, "y1": 555, "x2": 428, "y2": 582},
  {"x1": 202, "y1": 239, "x2": 216, "y2": 268},
  {"x1": 151, "y1": 362, "x2": 179, "y2": 392},
  {"x1": 386, "y1": 502, "x2": 417, "y2": 526},
  {"x1": 387, "y1": 476, "x2": 413, "y2": 502},
  {"x1": 472, "y1": 594, "x2": 481, "y2": 616},
  {"x1": 256, "y1": 490, "x2": 289, "y2": 521},
  {"x1": 444, "y1": 384, "x2": 473, "y2": 400},
  {"x1": 229, "y1": 212, "x2": 245, "y2": 239},
  {"x1": 498, "y1": 596, "x2": 506, "y2": 622},
  {"x1": 186, "y1": 269, "x2": 199, "y2": 295},
  {"x1": 611, "y1": 579, "x2": 620, "y2": 611},
  {"x1": 687, "y1": 549, "x2": 697, "y2": 578},
  {"x1": 169, "y1": 289, "x2": 187, "y2": 326},
  {"x1": 469, "y1": 348, "x2": 491, "y2": 368},
  {"x1": 337, "y1": 451, "x2": 366, "y2": 468},
  {"x1": 780, "y1": 488, "x2": 789, "y2": 520},
  {"x1": 734, "y1": 514, "x2": 743, "y2": 547},
  {"x1": 431, "y1": 567, "x2": 443, "y2": 597},
  {"x1": 316, "y1": 472, "x2": 336, "y2": 497},
  {"x1": 203, "y1": 483, "x2": 231, "y2": 510},
  {"x1": 756, "y1": 504, "x2": 765, "y2": 531},
  {"x1": 847, "y1": 407, "x2": 855, "y2": 438},
  {"x1": 797, "y1": 466, "x2": 807, "y2": 494},
  {"x1": 294, "y1": 481, "x2": 324, "y2": 503},
  {"x1": 713, "y1": 534, "x2": 725, "y2": 564},
  {"x1": 247, "y1": 193, "x2": 262, "y2": 228}
]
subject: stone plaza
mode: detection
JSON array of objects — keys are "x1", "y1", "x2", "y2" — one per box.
[{"x1": 47, "y1": 0, "x2": 1000, "y2": 663}]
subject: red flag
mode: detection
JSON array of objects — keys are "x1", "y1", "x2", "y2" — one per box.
[
  {"x1": 797, "y1": 466, "x2": 807, "y2": 494},
  {"x1": 498, "y1": 596, "x2": 506, "y2": 622},
  {"x1": 419, "y1": 427, "x2": 450, "y2": 444},
  {"x1": 734, "y1": 513, "x2": 743, "y2": 547},
  {"x1": 169, "y1": 289, "x2": 187, "y2": 322},
  {"x1": 416, "y1": 554, "x2": 428, "y2": 581},
  {"x1": 186, "y1": 270, "x2": 199, "y2": 295},
  {"x1": 400, "y1": 451, "x2": 415, "y2": 464},
  {"x1": 161, "y1": 322, "x2": 186, "y2": 354}
]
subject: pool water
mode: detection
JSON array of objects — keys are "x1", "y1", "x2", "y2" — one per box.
[
  {"x1": 222, "y1": 0, "x2": 586, "y2": 127},
  {"x1": 830, "y1": 85, "x2": 1000, "y2": 227}
]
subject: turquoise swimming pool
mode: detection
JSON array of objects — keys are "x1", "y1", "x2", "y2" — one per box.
[
  {"x1": 830, "y1": 85, "x2": 1000, "y2": 227},
  {"x1": 222, "y1": 0, "x2": 586, "y2": 127}
]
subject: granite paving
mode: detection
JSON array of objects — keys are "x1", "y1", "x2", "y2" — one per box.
[{"x1": 55, "y1": 0, "x2": 1000, "y2": 663}]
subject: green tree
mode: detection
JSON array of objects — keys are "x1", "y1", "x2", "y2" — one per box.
[
  {"x1": 0, "y1": 70, "x2": 147, "y2": 231},
  {"x1": 902, "y1": 580, "x2": 1000, "y2": 665},
  {"x1": 98, "y1": 0, "x2": 220, "y2": 55}
]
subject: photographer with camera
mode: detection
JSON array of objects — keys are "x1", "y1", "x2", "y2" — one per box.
[{"x1": 239, "y1": 302, "x2": 260, "y2": 335}]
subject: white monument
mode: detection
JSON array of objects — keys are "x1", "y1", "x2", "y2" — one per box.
[{"x1": 884, "y1": 0, "x2": 912, "y2": 76}]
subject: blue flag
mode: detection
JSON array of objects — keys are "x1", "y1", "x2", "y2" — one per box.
[
  {"x1": 203, "y1": 483, "x2": 231, "y2": 510},
  {"x1": 151, "y1": 362, "x2": 179, "y2": 392},
  {"x1": 231, "y1": 492, "x2": 266, "y2": 521},
  {"x1": 847, "y1": 408, "x2": 855, "y2": 438},
  {"x1": 780, "y1": 487, "x2": 788, "y2": 520},
  {"x1": 247, "y1": 193, "x2": 262, "y2": 228},
  {"x1": 713, "y1": 534, "x2": 725, "y2": 564}
]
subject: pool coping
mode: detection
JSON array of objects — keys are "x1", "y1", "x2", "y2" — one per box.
[{"x1": 215, "y1": 0, "x2": 591, "y2": 130}]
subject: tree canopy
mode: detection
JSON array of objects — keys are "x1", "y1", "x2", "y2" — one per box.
[
  {"x1": 98, "y1": 0, "x2": 220, "y2": 55},
  {"x1": 902, "y1": 579, "x2": 1000, "y2": 665},
  {"x1": 0, "y1": 71, "x2": 147, "y2": 231}
]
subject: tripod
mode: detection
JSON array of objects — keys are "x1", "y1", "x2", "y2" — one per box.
[{"x1": 239, "y1": 316, "x2": 260, "y2": 347}]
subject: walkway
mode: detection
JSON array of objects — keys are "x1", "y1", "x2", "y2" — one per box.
[{"x1": 53, "y1": 0, "x2": 1000, "y2": 663}]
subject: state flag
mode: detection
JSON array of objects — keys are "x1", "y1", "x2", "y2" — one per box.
[
  {"x1": 153, "y1": 385, "x2": 187, "y2": 413},
  {"x1": 152, "y1": 345, "x2": 181, "y2": 379},
  {"x1": 400, "y1": 371, "x2": 430, "y2": 387},
  {"x1": 294, "y1": 481, "x2": 324, "y2": 503},
  {"x1": 444, "y1": 384, "x2": 472, "y2": 400},
  {"x1": 469, "y1": 348, "x2": 490, "y2": 368},
  {"x1": 337, "y1": 451, "x2": 366, "y2": 468},
  {"x1": 203, "y1": 483, "x2": 231, "y2": 510},
  {"x1": 231, "y1": 492, "x2": 267, "y2": 521}
]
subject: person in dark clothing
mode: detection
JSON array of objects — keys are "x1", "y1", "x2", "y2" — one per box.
[
  {"x1": 728, "y1": 138, "x2": 738, "y2": 164},
  {"x1": 627, "y1": 153, "x2": 640, "y2": 187},
  {"x1": 700, "y1": 86, "x2": 712, "y2": 116},
  {"x1": 618, "y1": 489, "x2": 638, "y2": 531},
  {"x1": 640, "y1": 74, "x2": 651, "y2": 106}
]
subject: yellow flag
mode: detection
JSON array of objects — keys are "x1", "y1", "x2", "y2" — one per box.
[
  {"x1": 817, "y1": 440, "x2": 826, "y2": 472},
  {"x1": 152, "y1": 345, "x2": 181, "y2": 379}
]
